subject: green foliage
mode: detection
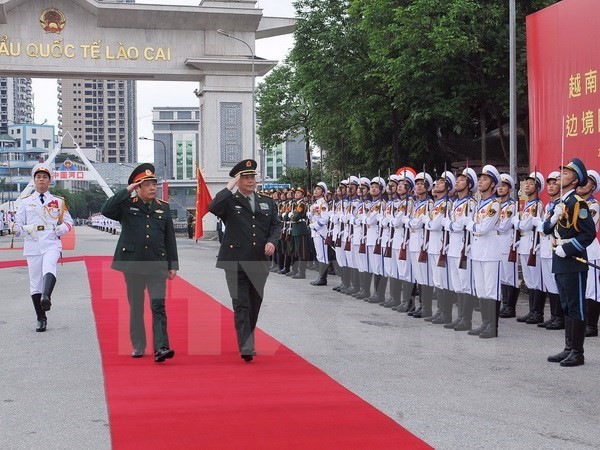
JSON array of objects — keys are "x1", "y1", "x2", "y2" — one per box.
[
  {"x1": 50, "y1": 185, "x2": 109, "y2": 218},
  {"x1": 254, "y1": 0, "x2": 561, "y2": 176}
]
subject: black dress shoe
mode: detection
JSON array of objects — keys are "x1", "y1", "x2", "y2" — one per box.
[
  {"x1": 36, "y1": 319, "x2": 47, "y2": 332},
  {"x1": 241, "y1": 355, "x2": 254, "y2": 362},
  {"x1": 154, "y1": 347, "x2": 175, "y2": 362},
  {"x1": 132, "y1": 349, "x2": 144, "y2": 358}
]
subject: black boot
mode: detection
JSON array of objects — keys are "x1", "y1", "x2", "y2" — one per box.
[
  {"x1": 31, "y1": 293, "x2": 47, "y2": 332},
  {"x1": 526, "y1": 289, "x2": 546, "y2": 324},
  {"x1": 287, "y1": 257, "x2": 299, "y2": 277},
  {"x1": 432, "y1": 290, "x2": 453, "y2": 324},
  {"x1": 292, "y1": 261, "x2": 307, "y2": 279},
  {"x1": 366, "y1": 275, "x2": 382, "y2": 303},
  {"x1": 351, "y1": 271, "x2": 366, "y2": 298},
  {"x1": 560, "y1": 319, "x2": 586, "y2": 366},
  {"x1": 356, "y1": 273, "x2": 372, "y2": 299},
  {"x1": 445, "y1": 292, "x2": 463, "y2": 329},
  {"x1": 344, "y1": 269, "x2": 361, "y2": 295},
  {"x1": 455, "y1": 294, "x2": 476, "y2": 331},
  {"x1": 425, "y1": 288, "x2": 443, "y2": 322},
  {"x1": 480, "y1": 300, "x2": 500, "y2": 339},
  {"x1": 517, "y1": 288, "x2": 535, "y2": 322},
  {"x1": 310, "y1": 262, "x2": 328, "y2": 286},
  {"x1": 395, "y1": 281, "x2": 411, "y2": 312},
  {"x1": 406, "y1": 284, "x2": 420, "y2": 315},
  {"x1": 545, "y1": 293, "x2": 565, "y2": 330},
  {"x1": 384, "y1": 278, "x2": 401, "y2": 308},
  {"x1": 548, "y1": 318, "x2": 573, "y2": 362},
  {"x1": 585, "y1": 298, "x2": 600, "y2": 337},
  {"x1": 499, "y1": 284, "x2": 509, "y2": 316},
  {"x1": 41, "y1": 273, "x2": 56, "y2": 312},
  {"x1": 500, "y1": 286, "x2": 519, "y2": 318},
  {"x1": 414, "y1": 285, "x2": 433, "y2": 319},
  {"x1": 468, "y1": 298, "x2": 487, "y2": 335}
]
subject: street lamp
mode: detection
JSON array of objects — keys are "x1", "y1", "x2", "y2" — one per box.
[
  {"x1": 217, "y1": 29, "x2": 256, "y2": 161},
  {"x1": 139, "y1": 136, "x2": 167, "y2": 178}
]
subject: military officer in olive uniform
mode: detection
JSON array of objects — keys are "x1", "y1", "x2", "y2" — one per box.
[
  {"x1": 543, "y1": 158, "x2": 596, "y2": 366},
  {"x1": 291, "y1": 187, "x2": 311, "y2": 279},
  {"x1": 101, "y1": 163, "x2": 179, "y2": 363},
  {"x1": 209, "y1": 159, "x2": 282, "y2": 362}
]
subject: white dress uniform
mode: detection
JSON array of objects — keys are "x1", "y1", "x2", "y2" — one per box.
[
  {"x1": 515, "y1": 197, "x2": 544, "y2": 291},
  {"x1": 498, "y1": 197, "x2": 519, "y2": 288},
  {"x1": 365, "y1": 197, "x2": 385, "y2": 276},
  {"x1": 466, "y1": 195, "x2": 502, "y2": 301},
  {"x1": 15, "y1": 190, "x2": 74, "y2": 295},
  {"x1": 308, "y1": 195, "x2": 330, "y2": 264},
  {"x1": 426, "y1": 196, "x2": 452, "y2": 290},
  {"x1": 332, "y1": 195, "x2": 348, "y2": 268},
  {"x1": 446, "y1": 195, "x2": 477, "y2": 294},
  {"x1": 540, "y1": 201, "x2": 560, "y2": 295},
  {"x1": 407, "y1": 197, "x2": 433, "y2": 287},
  {"x1": 583, "y1": 196, "x2": 600, "y2": 301},
  {"x1": 391, "y1": 196, "x2": 413, "y2": 282}
]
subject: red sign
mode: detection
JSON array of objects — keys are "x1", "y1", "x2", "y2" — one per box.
[{"x1": 527, "y1": 0, "x2": 600, "y2": 177}]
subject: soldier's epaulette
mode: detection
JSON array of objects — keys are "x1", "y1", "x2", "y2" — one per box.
[
  {"x1": 574, "y1": 195, "x2": 585, "y2": 203},
  {"x1": 22, "y1": 193, "x2": 34, "y2": 199},
  {"x1": 156, "y1": 198, "x2": 169, "y2": 205},
  {"x1": 257, "y1": 192, "x2": 270, "y2": 199}
]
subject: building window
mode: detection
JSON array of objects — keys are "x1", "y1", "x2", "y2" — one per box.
[
  {"x1": 178, "y1": 111, "x2": 191, "y2": 120},
  {"x1": 159, "y1": 111, "x2": 173, "y2": 120}
]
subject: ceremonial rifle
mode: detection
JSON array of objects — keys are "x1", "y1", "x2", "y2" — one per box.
[
  {"x1": 527, "y1": 166, "x2": 540, "y2": 267},
  {"x1": 508, "y1": 195, "x2": 520, "y2": 263}
]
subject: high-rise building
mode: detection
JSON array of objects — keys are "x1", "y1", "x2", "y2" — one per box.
[
  {"x1": 0, "y1": 77, "x2": 34, "y2": 129},
  {"x1": 58, "y1": 0, "x2": 137, "y2": 163},
  {"x1": 58, "y1": 78, "x2": 137, "y2": 164}
]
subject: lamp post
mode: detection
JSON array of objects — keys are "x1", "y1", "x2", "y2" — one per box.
[
  {"x1": 139, "y1": 136, "x2": 167, "y2": 178},
  {"x1": 217, "y1": 29, "x2": 256, "y2": 161},
  {"x1": 139, "y1": 136, "x2": 168, "y2": 200}
]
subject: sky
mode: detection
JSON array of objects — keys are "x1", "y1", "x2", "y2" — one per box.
[{"x1": 32, "y1": 0, "x2": 296, "y2": 162}]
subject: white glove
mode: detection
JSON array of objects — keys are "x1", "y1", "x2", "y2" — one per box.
[
  {"x1": 531, "y1": 217, "x2": 541, "y2": 228},
  {"x1": 55, "y1": 223, "x2": 70, "y2": 237},
  {"x1": 465, "y1": 219, "x2": 476, "y2": 233},
  {"x1": 536, "y1": 222, "x2": 545, "y2": 234},
  {"x1": 402, "y1": 216, "x2": 410, "y2": 226},
  {"x1": 442, "y1": 218, "x2": 451, "y2": 231},
  {"x1": 22, "y1": 224, "x2": 36, "y2": 234},
  {"x1": 381, "y1": 218, "x2": 389, "y2": 227},
  {"x1": 511, "y1": 216, "x2": 520, "y2": 228},
  {"x1": 555, "y1": 245, "x2": 566, "y2": 258},
  {"x1": 550, "y1": 204, "x2": 564, "y2": 225}
]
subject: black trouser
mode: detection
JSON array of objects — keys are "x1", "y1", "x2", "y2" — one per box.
[
  {"x1": 225, "y1": 267, "x2": 269, "y2": 353},
  {"x1": 123, "y1": 273, "x2": 169, "y2": 352}
]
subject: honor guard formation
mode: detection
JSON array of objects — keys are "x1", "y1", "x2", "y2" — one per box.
[{"x1": 262, "y1": 158, "x2": 600, "y2": 366}]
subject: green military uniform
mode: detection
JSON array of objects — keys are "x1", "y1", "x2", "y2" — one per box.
[
  {"x1": 291, "y1": 191, "x2": 311, "y2": 278},
  {"x1": 101, "y1": 166, "x2": 179, "y2": 361}
]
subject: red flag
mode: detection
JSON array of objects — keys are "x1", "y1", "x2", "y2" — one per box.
[
  {"x1": 162, "y1": 179, "x2": 169, "y2": 202},
  {"x1": 194, "y1": 166, "x2": 212, "y2": 241}
]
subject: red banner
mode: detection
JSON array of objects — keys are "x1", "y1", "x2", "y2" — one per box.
[
  {"x1": 194, "y1": 167, "x2": 212, "y2": 241},
  {"x1": 527, "y1": 0, "x2": 600, "y2": 177}
]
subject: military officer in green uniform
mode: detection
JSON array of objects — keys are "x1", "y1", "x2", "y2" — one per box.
[
  {"x1": 209, "y1": 159, "x2": 282, "y2": 362},
  {"x1": 291, "y1": 187, "x2": 311, "y2": 279},
  {"x1": 101, "y1": 163, "x2": 179, "y2": 363}
]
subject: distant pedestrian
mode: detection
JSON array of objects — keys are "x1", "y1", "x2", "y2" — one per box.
[{"x1": 101, "y1": 163, "x2": 179, "y2": 363}]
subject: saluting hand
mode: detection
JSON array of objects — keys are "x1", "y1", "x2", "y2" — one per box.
[
  {"x1": 127, "y1": 180, "x2": 143, "y2": 193},
  {"x1": 227, "y1": 175, "x2": 239, "y2": 191}
]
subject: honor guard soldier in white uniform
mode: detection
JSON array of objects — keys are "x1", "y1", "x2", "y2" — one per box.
[
  {"x1": 426, "y1": 171, "x2": 455, "y2": 325},
  {"x1": 352, "y1": 177, "x2": 373, "y2": 299},
  {"x1": 308, "y1": 182, "x2": 330, "y2": 286},
  {"x1": 365, "y1": 176, "x2": 387, "y2": 304},
  {"x1": 513, "y1": 171, "x2": 546, "y2": 324},
  {"x1": 14, "y1": 163, "x2": 74, "y2": 332},
  {"x1": 332, "y1": 180, "x2": 351, "y2": 292},
  {"x1": 407, "y1": 171, "x2": 434, "y2": 318},
  {"x1": 391, "y1": 171, "x2": 416, "y2": 312},
  {"x1": 576, "y1": 169, "x2": 600, "y2": 337},
  {"x1": 380, "y1": 175, "x2": 401, "y2": 308},
  {"x1": 538, "y1": 171, "x2": 565, "y2": 330},
  {"x1": 465, "y1": 165, "x2": 502, "y2": 339},
  {"x1": 443, "y1": 168, "x2": 478, "y2": 331},
  {"x1": 543, "y1": 158, "x2": 596, "y2": 366},
  {"x1": 496, "y1": 173, "x2": 520, "y2": 319},
  {"x1": 342, "y1": 176, "x2": 362, "y2": 296}
]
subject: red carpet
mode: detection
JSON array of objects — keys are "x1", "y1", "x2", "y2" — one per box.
[{"x1": 18, "y1": 255, "x2": 431, "y2": 448}]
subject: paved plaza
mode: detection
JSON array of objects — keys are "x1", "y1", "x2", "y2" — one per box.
[{"x1": 0, "y1": 226, "x2": 599, "y2": 449}]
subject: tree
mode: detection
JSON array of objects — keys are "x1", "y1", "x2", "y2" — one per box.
[{"x1": 256, "y1": 60, "x2": 314, "y2": 187}]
